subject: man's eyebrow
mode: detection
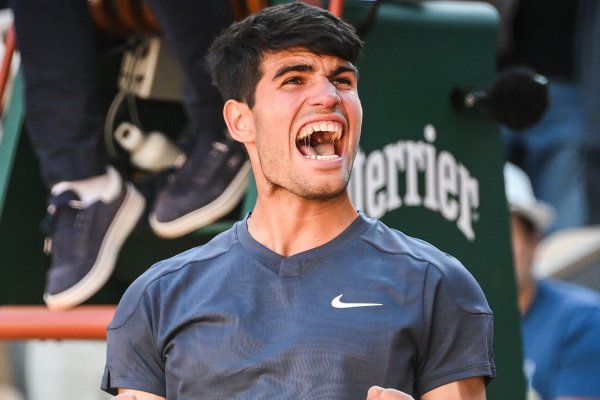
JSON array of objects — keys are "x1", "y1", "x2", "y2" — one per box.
[
  {"x1": 272, "y1": 63, "x2": 358, "y2": 81},
  {"x1": 328, "y1": 65, "x2": 358, "y2": 79},
  {"x1": 273, "y1": 64, "x2": 314, "y2": 80}
]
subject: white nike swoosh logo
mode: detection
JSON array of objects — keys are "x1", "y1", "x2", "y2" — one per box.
[{"x1": 331, "y1": 294, "x2": 383, "y2": 309}]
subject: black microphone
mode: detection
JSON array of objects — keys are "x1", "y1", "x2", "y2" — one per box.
[{"x1": 451, "y1": 66, "x2": 549, "y2": 131}]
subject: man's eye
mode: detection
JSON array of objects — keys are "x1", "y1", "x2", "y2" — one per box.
[
  {"x1": 332, "y1": 77, "x2": 353, "y2": 88},
  {"x1": 283, "y1": 77, "x2": 303, "y2": 85}
]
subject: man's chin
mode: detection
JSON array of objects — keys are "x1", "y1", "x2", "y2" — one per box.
[
  {"x1": 264, "y1": 173, "x2": 350, "y2": 201},
  {"x1": 296, "y1": 183, "x2": 349, "y2": 201}
]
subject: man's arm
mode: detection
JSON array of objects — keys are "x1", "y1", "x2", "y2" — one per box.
[
  {"x1": 115, "y1": 388, "x2": 166, "y2": 400},
  {"x1": 367, "y1": 377, "x2": 486, "y2": 400},
  {"x1": 421, "y1": 377, "x2": 486, "y2": 400},
  {"x1": 367, "y1": 386, "x2": 414, "y2": 399}
]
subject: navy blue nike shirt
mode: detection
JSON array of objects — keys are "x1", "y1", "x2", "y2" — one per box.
[{"x1": 102, "y1": 214, "x2": 495, "y2": 399}]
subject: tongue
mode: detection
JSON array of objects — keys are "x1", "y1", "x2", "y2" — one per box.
[
  {"x1": 298, "y1": 144, "x2": 316, "y2": 157},
  {"x1": 298, "y1": 142, "x2": 335, "y2": 157},
  {"x1": 313, "y1": 142, "x2": 335, "y2": 156}
]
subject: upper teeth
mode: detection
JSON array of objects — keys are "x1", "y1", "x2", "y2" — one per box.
[{"x1": 297, "y1": 121, "x2": 342, "y2": 140}]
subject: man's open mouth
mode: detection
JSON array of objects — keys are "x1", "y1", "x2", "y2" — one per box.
[{"x1": 296, "y1": 121, "x2": 342, "y2": 160}]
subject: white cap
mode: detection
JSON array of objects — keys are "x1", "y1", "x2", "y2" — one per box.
[{"x1": 504, "y1": 162, "x2": 555, "y2": 232}]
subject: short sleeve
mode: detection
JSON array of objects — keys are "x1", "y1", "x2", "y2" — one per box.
[
  {"x1": 416, "y1": 261, "x2": 495, "y2": 396},
  {"x1": 101, "y1": 283, "x2": 166, "y2": 397}
]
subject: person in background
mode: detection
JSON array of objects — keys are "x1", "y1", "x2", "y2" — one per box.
[
  {"x1": 9, "y1": 0, "x2": 249, "y2": 310},
  {"x1": 499, "y1": 0, "x2": 600, "y2": 234},
  {"x1": 101, "y1": 3, "x2": 495, "y2": 399},
  {"x1": 504, "y1": 162, "x2": 600, "y2": 400}
]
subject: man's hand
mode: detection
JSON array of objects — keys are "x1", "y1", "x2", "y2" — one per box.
[{"x1": 367, "y1": 386, "x2": 415, "y2": 399}]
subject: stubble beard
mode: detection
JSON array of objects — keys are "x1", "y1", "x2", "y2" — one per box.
[{"x1": 262, "y1": 162, "x2": 352, "y2": 201}]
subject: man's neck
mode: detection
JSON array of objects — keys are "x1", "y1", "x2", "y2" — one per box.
[{"x1": 247, "y1": 193, "x2": 359, "y2": 257}]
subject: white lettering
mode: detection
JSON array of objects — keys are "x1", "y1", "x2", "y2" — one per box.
[
  {"x1": 349, "y1": 124, "x2": 480, "y2": 241},
  {"x1": 349, "y1": 149, "x2": 366, "y2": 212},
  {"x1": 365, "y1": 149, "x2": 387, "y2": 218},
  {"x1": 404, "y1": 141, "x2": 424, "y2": 206},
  {"x1": 423, "y1": 126, "x2": 439, "y2": 212},
  {"x1": 383, "y1": 142, "x2": 403, "y2": 210},
  {"x1": 437, "y1": 151, "x2": 459, "y2": 221},
  {"x1": 457, "y1": 164, "x2": 479, "y2": 240}
]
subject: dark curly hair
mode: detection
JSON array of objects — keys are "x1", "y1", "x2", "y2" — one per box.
[{"x1": 207, "y1": 2, "x2": 363, "y2": 108}]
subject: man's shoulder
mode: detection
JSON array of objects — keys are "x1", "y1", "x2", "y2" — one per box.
[
  {"x1": 361, "y1": 217, "x2": 461, "y2": 268},
  {"x1": 363, "y1": 217, "x2": 491, "y2": 314},
  {"x1": 144, "y1": 224, "x2": 239, "y2": 281},
  {"x1": 110, "y1": 224, "x2": 241, "y2": 325}
]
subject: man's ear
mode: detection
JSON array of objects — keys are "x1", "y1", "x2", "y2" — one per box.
[{"x1": 223, "y1": 99, "x2": 254, "y2": 143}]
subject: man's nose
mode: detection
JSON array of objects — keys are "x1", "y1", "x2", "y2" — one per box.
[{"x1": 308, "y1": 79, "x2": 341, "y2": 108}]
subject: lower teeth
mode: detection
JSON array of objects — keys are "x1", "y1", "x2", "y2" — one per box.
[{"x1": 305, "y1": 154, "x2": 339, "y2": 160}]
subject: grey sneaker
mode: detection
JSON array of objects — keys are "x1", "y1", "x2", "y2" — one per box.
[
  {"x1": 42, "y1": 182, "x2": 145, "y2": 310},
  {"x1": 149, "y1": 138, "x2": 250, "y2": 238}
]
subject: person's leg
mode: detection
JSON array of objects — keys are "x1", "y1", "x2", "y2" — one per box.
[
  {"x1": 10, "y1": 0, "x2": 145, "y2": 309},
  {"x1": 10, "y1": 0, "x2": 106, "y2": 187},
  {"x1": 142, "y1": 0, "x2": 231, "y2": 146},
  {"x1": 143, "y1": 0, "x2": 250, "y2": 238}
]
